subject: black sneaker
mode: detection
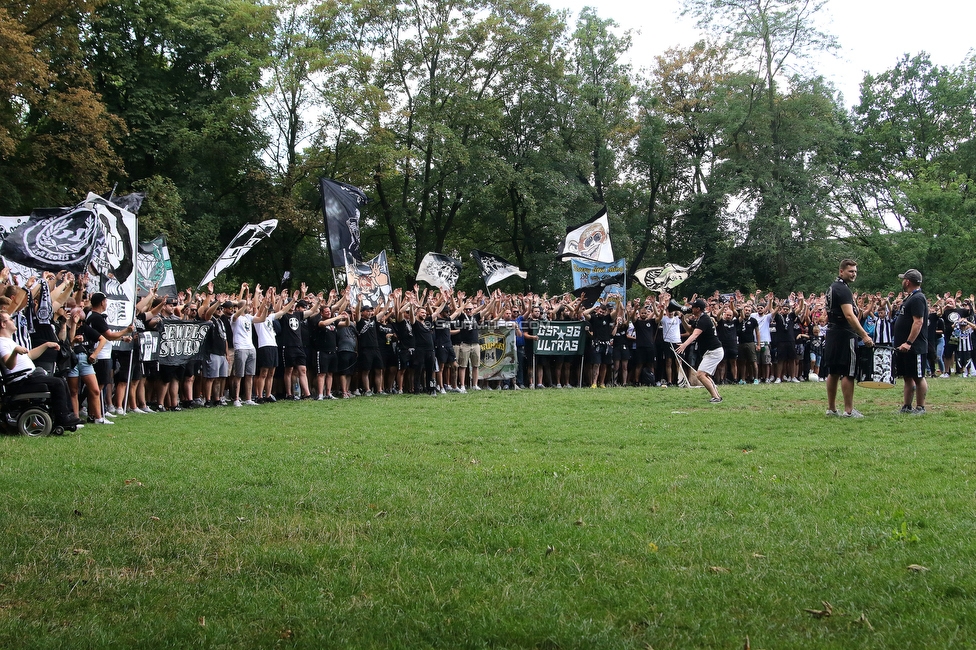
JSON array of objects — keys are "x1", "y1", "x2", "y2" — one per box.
[
  {"x1": 899, "y1": 405, "x2": 913, "y2": 414},
  {"x1": 266, "y1": 395, "x2": 277, "y2": 403},
  {"x1": 912, "y1": 407, "x2": 926, "y2": 415}
]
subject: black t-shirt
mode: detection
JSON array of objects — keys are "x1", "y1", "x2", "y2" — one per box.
[
  {"x1": 588, "y1": 314, "x2": 613, "y2": 343},
  {"x1": 717, "y1": 317, "x2": 738, "y2": 347},
  {"x1": 634, "y1": 318, "x2": 657, "y2": 348},
  {"x1": 394, "y1": 319, "x2": 415, "y2": 349},
  {"x1": 309, "y1": 315, "x2": 338, "y2": 353},
  {"x1": 826, "y1": 278, "x2": 857, "y2": 337},
  {"x1": 894, "y1": 289, "x2": 928, "y2": 353},
  {"x1": 694, "y1": 313, "x2": 721, "y2": 351},
  {"x1": 927, "y1": 313, "x2": 940, "y2": 350},
  {"x1": 457, "y1": 313, "x2": 480, "y2": 345},
  {"x1": 356, "y1": 317, "x2": 380, "y2": 350},
  {"x1": 434, "y1": 317, "x2": 453, "y2": 347},
  {"x1": 279, "y1": 312, "x2": 306, "y2": 349},
  {"x1": 737, "y1": 317, "x2": 758, "y2": 344},
  {"x1": 413, "y1": 319, "x2": 435, "y2": 351}
]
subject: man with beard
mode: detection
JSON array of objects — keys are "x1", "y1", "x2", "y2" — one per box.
[
  {"x1": 822, "y1": 259, "x2": 874, "y2": 418},
  {"x1": 893, "y1": 269, "x2": 928, "y2": 414}
]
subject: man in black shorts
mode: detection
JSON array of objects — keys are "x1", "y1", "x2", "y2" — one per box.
[
  {"x1": 822, "y1": 259, "x2": 874, "y2": 417},
  {"x1": 893, "y1": 269, "x2": 928, "y2": 415}
]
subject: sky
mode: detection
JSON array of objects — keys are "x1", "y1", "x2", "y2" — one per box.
[{"x1": 545, "y1": 0, "x2": 975, "y2": 107}]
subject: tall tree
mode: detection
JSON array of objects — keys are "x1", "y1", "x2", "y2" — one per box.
[{"x1": 0, "y1": 0, "x2": 123, "y2": 213}]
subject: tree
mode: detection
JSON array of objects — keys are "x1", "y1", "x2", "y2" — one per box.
[{"x1": 0, "y1": 0, "x2": 124, "y2": 213}]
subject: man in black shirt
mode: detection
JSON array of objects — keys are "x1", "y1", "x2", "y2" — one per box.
[
  {"x1": 584, "y1": 302, "x2": 616, "y2": 388},
  {"x1": 893, "y1": 269, "x2": 928, "y2": 414},
  {"x1": 822, "y1": 259, "x2": 874, "y2": 417},
  {"x1": 675, "y1": 298, "x2": 723, "y2": 403}
]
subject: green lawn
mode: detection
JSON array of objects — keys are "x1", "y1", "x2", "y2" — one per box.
[{"x1": 2, "y1": 380, "x2": 975, "y2": 649}]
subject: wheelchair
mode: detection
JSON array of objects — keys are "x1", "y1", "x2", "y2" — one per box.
[{"x1": 0, "y1": 369, "x2": 72, "y2": 436}]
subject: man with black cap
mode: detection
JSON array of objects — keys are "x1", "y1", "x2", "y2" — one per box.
[
  {"x1": 823, "y1": 259, "x2": 874, "y2": 417},
  {"x1": 894, "y1": 269, "x2": 928, "y2": 414},
  {"x1": 675, "y1": 298, "x2": 724, "y2": 403}
]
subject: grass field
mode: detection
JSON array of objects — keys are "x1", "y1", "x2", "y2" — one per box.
[{"x1": 2, "y1": 379, "x2": 975, "y2": 649}]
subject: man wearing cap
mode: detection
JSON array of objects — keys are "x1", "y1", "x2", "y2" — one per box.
[
  {"x1": 894, "y1": 269, "x2": 928, "y2": 415},
  {"x1": 281, "y1": 295, "x2": 316, "y2": 400},
  {"x1": 823, "y1": 259, "x2": 874, "y2": 417},
  {"x1": 675, "y1": 298, "x2": 724, "y2": 403}
]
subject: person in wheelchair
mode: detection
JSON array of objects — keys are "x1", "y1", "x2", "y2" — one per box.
[{"x1": 0, "y1": 310, "x2": 84, "y2": 430}]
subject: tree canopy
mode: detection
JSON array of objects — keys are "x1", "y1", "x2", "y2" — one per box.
[{"x1": 2, "y1": 0, "x2": 974, "y2": 296}]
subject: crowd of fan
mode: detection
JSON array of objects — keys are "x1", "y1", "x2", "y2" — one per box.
[{"x1": 2, "y1": 269, "x2": 974, "y2": 425}]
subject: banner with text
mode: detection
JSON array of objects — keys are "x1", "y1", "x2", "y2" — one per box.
[
  {"x1": 141, "y1": 320, "x2": 210, "y2": 366},
  {"x1": 532, "y1": 320, "x2": 587, "y2": 356}
]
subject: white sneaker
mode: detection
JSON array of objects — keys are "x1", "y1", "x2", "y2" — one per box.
[
  {"x1": 104, "y1": 411, "x2": 118, "y2": 418},
  {"x1": 439, "y1": 386, "x2": 446, "y2": 394},
  {"x1": 773, "y1": 378, "x2": 781, "y2": 384},
  {"x1": 94, "y1": 418, "x2": 114, "y2": 425},
  {"x1": 107, "y1": 405, "x2": 118, "y2": 415},
  {"x1": 791, "y1": 377, "x2": 800, "y2": 383},
  {"x1": 233, "y1": 399, "x2": 242, "y2": 407},
  {"x1": 458, "y1": 386, "x2": 467, "y2": 394},
  {"x1": 131, "y1": 407, "x2": 147, "y2": 414},
  {"x1": 244, "y1": 400, "x2": 258, "y2": 406},
  {"x1": 556, "y1": 383, "x2": 562, "y2": 388},
  {"x1": 472, "y1": 385, "x2": 481, "y2": 391},
  {"x1": 841, "y1": 409, "x2": 864, "y2": 418}
]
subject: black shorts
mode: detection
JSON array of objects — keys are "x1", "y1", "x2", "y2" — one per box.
[
  {"x1": 822, "y1": 334, "x2": 857, "y2": 378},
  {"x1": 435, "y1": 345, "x2": 456, "y2": 365},
  {"x1": 113, "y1": 351, "x2": 143, "y2": 383},
  {"x1": 896, "y1": 351, "x2": 925, "y2": 379},
  {"x1": 142, "y1": 360, "x2": 159, "y2": 379},
  {"x1": 612, "y1": 345, "x2": 631, "y2": 362},
  {"x1": 257, "y1": 346, "x2": 278, "y2": 370},
  {"x1": 158, "y1": 363, "x2": 185, "y2": 383},
  {"x1": 358, "y1": 348, "x2": 383, "y2": 371},
  {"x1": 722, "y1": 344, "x2": 739, "y2": 361},
  {"x1": 283, "y1": 346, "x2": 306, "y2": 368},
  {"x1": 337, "y1": 351, "x2": 357, "y2": 376},
  {"x1": 383, "y1": 345, "x2": 398, "y2": 368},
  {"x1": 398, "y1": 347, "x2": 414, "y2": 370},
  {"x1": 633, "y1": 347, "x2": 655, "y2": 366},
  {"x1": 94, "y1": 358, "x2": 113, "y2": 385},
  {"x1": 312, "y1": 351, "x2": 337, "y2": 374},
  {"x1": 587, "y1": 342, "x2": 612, "y2": 365},
  {"x1": 775, "y1": 341, "x2": 796, "y2": 361}
]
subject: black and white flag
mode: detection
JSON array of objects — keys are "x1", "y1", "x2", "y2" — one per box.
[
  {"x1": 557, "y1": 207, "x2": 614, "y2": 263},
  {"x1": 87, "y1": 192, "x2": 139, "y2": 327},
  {"x1": 634, "y1": 255, "x2": 704, "y2": 292},
  {"x1": 471, "y1": 250, "x2": 527, "y2": 287},
  {"x1": 0, "y1": 203, "x2": 102, "y2": 274},
  {"x1": 320, "y1": 178, "x2": 369, "y2": 268},
  {"x1": 416, "y1": 252, "x2": 462, "y2": 290},
  {"x1": 199, "y1": 219, "x2": 278, "y2": 287}
]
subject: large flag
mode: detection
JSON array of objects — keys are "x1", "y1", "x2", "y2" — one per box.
[
  {"x1": 479, "y1": 326, "x2": 517, "y2": 380},
  {"x1": 571, "y1": 257, "x2": 626, "y2": 308},
  {"x1": 533, "y1": 320, "x2": 587, "y2": 356},
  {"x1": 137, "y1": 236, "x2": 178, "y2": 298},
  {"x1": 320, "y1": 178, "x2": 368, "y2": 267},
  {"x1": 345, "y1": 250, "x2": 392, "y2": 308},
  {"x1": 198, "y1": 219, "x2": 278, "y2": 287},
  {"x1": 86, "y1": 192, "x2": 138, "y2": 327},
  {"x1": 557, "y1": 207, "x2": 614, "y2": 262},
  {"x1": 0, "y1": 215, "x2": 37, "y2": 282},
  {"x1": 471, "y1": 249, "x2": 527, "y2": 286},
  {"x1": 0, "y1": 203, "x2": 102, "y2": 274},
  {"x1": 634, "y1": 255, "x2": 704, "y2": 292},
  {"x1": 416, "y1": 252, "x2": 462, "y2": 290}
]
